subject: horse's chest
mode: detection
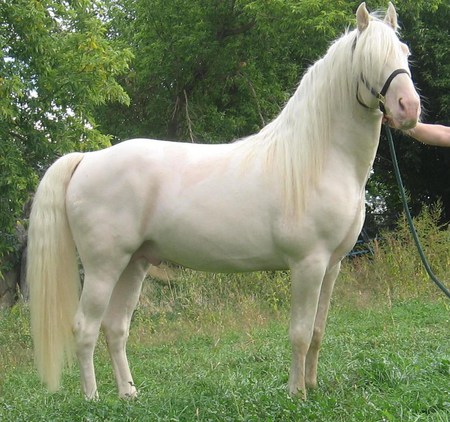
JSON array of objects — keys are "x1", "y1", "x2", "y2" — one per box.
[{"x1": 274, "y1": 182, "x2": 365, "y2": 260}]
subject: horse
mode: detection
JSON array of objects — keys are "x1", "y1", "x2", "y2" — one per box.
[{"x1": 27, "y1": 2, "x2": 420, "y2": 400}]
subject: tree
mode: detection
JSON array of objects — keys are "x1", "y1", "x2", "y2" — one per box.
[
  {"x1": 94, "y1": 0, "x2": 354, "y2": 143},
  {"x1": 0, "y1": 0, "x2": 132, "y2": 271}
]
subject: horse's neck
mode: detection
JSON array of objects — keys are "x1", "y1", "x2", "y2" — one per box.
[{"x1": 329, "y1": 110, "x2": 382, "y2": 183}]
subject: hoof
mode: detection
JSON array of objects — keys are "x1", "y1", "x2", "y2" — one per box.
[
  {"x1": 305, "y1": 379, "x2": 318, "y2": 389},
  {"x1": 119, "y1": 382, "x2": 138, "y2": 400},
  {"x1": 84, "y1": 391, "x2": 99, "y2": 401},
  {"x1": 288, "y1": 384, "x2": 307, "y2": 400}
]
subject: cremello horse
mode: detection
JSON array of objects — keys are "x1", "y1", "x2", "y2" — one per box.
[{"x1": 27, "y1": 3, "x2": 420, "y2": 400}]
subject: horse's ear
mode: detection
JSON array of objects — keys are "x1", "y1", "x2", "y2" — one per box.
[
  {"x1": 356, "y1": 2, "x2": 370, "y2": 33},
  {"x1": 384, "y1": 2, "x2": 398, "y2": 30}
]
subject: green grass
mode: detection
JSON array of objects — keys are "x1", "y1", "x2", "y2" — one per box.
[
  {"x1": 1, "y1": 207, "x2": 449, "y2": 421},
  {"x1": 1, "y1": 298, "x2": 449, "y2": 421}
]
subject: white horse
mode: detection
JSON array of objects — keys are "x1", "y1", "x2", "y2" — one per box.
[{"x1": 27, "y1": 2, "x2": 420, "y2": 400}]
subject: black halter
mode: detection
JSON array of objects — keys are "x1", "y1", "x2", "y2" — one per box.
[{"x1": 357, "y1": 68, "x2": 410, "y2": 114}]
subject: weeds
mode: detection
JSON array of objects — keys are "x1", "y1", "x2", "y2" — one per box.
[{"x1": 338, "y1": 202, "x2": 450, "y2": 306}]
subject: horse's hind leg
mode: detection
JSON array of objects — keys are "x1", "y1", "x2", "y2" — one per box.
[
  {"x1": 305, "y1": 262, "x2": 340, "y2": 389},
  {"x1": 102, "y1": 254, "x2": 150, "y2": 399},
  {"x1": 73, "y1": 253, "x2": 132, "y2": 400}
]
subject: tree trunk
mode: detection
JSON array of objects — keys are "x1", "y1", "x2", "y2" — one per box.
[
  {"x1": 0, "y1": 259, "x2": 19, "y2": 308},
  {"x1": 0, "y1": 223, "x2": 28, "y2": 308}
]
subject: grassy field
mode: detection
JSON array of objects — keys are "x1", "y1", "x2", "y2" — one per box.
[{"x1": 1, "y1": 208, "x2": 449, "y2": 421}]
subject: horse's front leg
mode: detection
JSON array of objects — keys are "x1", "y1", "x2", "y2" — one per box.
[
  {"x1": 305, "y1": 262, "x2": 340, "y2": 389},
  {"x1": 288, "y1": 256, "x2": 327, "y2": 399}
]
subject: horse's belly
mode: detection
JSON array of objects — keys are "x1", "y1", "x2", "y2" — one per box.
[
  {"x1": 148, "y1": 212, "x2": 288, "y2": 272},
  {"x1": 156, "y1": 246, "x2": 287, "y2": 273}
]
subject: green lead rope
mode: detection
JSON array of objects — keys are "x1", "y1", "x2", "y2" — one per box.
[{"x1": 384, "y1": 123, "x2": 450, "y2": 299}]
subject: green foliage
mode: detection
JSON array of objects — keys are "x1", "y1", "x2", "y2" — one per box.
[
  {"x1": 0, "y1": 0, "x2": 132, "y2": 265},
  {"x1": 95, "y1": 0, "x2": 354, "y2": 143}
]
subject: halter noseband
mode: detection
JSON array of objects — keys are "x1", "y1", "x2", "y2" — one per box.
[{"x1": 357, "y1": 68, "x2": 410, "y2": 114}]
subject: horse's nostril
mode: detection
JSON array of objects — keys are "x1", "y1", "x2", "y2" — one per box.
[{"x1": 399, "y1": 97, "x2": 406, "y2": 111}]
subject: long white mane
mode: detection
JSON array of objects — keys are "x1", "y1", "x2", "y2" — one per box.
[{"x1": 237, "y1": 13, "x2": 405, "y2": 216}]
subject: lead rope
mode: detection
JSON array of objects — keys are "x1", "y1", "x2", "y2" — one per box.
[{"x1": 384, "y1": 123, "x2": 450, "y2": 299}]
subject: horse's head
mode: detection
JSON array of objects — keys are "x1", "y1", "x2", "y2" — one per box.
[{"x1": 354, "y1": 2, "x2": 421, "y2": 130}]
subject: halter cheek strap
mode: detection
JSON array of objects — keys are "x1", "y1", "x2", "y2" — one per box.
[{"x1": 357, "y1": 68, "x2": 410, "y2": 114}]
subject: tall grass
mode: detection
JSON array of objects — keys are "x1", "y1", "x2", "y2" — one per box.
[{"x1": 338, "y1": 202, "x2": 450, "y2": 307}]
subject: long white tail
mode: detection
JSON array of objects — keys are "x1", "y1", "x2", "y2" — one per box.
[{"x1": 27, "y1": 152, "x2": 84, "y2": 391}]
